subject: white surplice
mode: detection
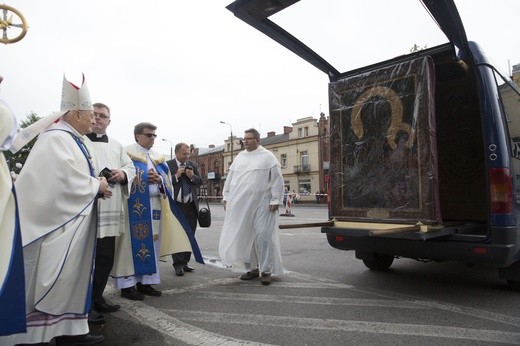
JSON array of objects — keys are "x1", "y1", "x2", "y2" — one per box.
[
  {"x1": 87, "y1": 136, "x2": 135, "y2": 238},
  {"x1": 218, "y1": 145, "x2": 284, "y2": 275}
]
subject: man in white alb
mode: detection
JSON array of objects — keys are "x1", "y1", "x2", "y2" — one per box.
[{"x1": 219, "y1": 128, "x2": 284, "y2": 285}]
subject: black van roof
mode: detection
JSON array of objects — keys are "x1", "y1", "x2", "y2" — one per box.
[{"x1": 226, "y1": 0, "x2": 471, "y2": 80}]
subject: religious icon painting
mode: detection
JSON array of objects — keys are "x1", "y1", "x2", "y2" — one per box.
[{"x1": 328, "y1": 56, "x2": 441, "y2": 224}]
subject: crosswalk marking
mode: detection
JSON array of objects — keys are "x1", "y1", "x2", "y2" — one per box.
[{"x1": 104, "y1": 267, "x2": 520, "y2": 344}]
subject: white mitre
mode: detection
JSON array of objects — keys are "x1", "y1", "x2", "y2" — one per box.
[
  {"x1": 60, "y1": 74, "x2": 93, "y2": 111},
  {"x1": 10, "y1": 74, "x2": 93, "y2": 153}
]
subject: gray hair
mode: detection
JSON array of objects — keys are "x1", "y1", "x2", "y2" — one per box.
[
  {"x1": 134, "y1": 122, "x2": 157, "y2": 142},
  {"x1": 244, "y1": 128, "x2": 260, "y2": 140}
]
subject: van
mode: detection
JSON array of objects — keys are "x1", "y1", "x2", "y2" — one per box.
[{"x1": 226, "y1": 0, "x2": 520, "y2": 289}]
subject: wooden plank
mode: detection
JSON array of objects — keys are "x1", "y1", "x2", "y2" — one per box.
[{"x1": 279, "y1": 221, "x2": 335, "y2": 229}]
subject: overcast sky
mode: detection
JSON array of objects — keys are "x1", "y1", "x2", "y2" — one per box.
[{"x1": 1, "y1": 0, "x2": 519, "y2": 155}]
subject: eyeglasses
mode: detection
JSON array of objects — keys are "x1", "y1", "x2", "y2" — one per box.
[
  {"x1": 141, "y1": 133, "x2": 157, "y2": 138},
  {"x1": 94, "y1": 112, "x2": 110, "y2": 119}
]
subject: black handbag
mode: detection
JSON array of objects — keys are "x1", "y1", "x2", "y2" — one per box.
[{"x1": 198, "y1": 197, "x2": 211, "y2": 228}]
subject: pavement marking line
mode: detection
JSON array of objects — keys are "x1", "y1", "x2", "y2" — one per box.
[
  {"x1": 109, "y1": 298, "x2": 273, "y2": 346},
  {"x1": 170, "y1": 309, "x2": 520, "y2": 345},
  {"x1": 286, "y1": 270, "x2": 520, "y2": 329},
  {"x1": 194, "y1": 291, "x2": 428, "y2": 309},
  {"x1": 348, "y1": 286, "x2": 520, "y2": 329},
  {"x1": 161, "y1": 278, "x2": 238, "y2": 295}
]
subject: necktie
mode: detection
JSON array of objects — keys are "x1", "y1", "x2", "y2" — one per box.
[{"x1": 180, "y1": 164, "x2": 191, "y2": 198}]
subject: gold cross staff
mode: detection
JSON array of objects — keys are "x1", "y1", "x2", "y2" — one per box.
[{"x1": 0, "y1": 4, "x2": 28, "y2": 44}]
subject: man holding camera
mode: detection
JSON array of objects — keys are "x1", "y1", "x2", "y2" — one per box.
[{"x1": 167, "y1": 142, "x2": 202, "y2": 276}]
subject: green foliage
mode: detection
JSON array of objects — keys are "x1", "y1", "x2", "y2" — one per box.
[{"x1": 5, "y1": 112, "x2": 41, "y2": 173}]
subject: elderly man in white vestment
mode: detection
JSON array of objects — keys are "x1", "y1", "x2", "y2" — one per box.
[
  {"x1": 219, "y1": 128, "x2": 284, "y2": 285},
  {"x1": 87, "y1": 102, "x2": 136, "y2": 321},
  {"x1": 0, "y1": 76, "x2": 110, "y2": 346}
]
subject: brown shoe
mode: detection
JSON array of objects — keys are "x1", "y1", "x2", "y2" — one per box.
[
  {"x1": 240, "y1": 268, "x2": 259, "y2": 280},
  {"x1": 261, "y1": 272, "x2": 271, "y2": 285}
]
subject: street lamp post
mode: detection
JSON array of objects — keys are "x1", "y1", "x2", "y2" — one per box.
[
  {"x1": 162, "y1": 138, "x2": 173, "y2": 160},
  {"x1": 220, "y1": 121, "x2": 233, "y2": 165}
]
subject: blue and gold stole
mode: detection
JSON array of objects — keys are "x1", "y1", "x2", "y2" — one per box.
[{"x1": 127, "y1": 161, "x2": 157, "y2": 275}]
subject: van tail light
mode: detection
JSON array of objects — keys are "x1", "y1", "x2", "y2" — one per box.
[
  {"x1": 325, "y1": 174, "x2": 330, "y2": 211},
  {"x1": 473, "y1": 246, "x2": 487, "y2": 255},
  {"x1": 489, "y1": 168, "x2": 512, "y2": 213}
]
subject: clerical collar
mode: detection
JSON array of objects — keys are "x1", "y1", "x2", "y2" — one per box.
[
  {"x1": 87, "y1": 132, "x2": 108, "y2": 143},
  {"x1": 136, "y1": 143, "x2": 150, "y2": 153}
]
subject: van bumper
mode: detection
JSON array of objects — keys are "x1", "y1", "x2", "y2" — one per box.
[{"x1": 322, "y1": 225, "x2": 519, "y2": 267}]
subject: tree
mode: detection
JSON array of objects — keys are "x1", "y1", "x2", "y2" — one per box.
[{"x1": 5, "y1": 112, "x2": 41, "y2": 174}]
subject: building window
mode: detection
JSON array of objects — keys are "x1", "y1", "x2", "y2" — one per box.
[
  {"x1": 301, "y1": 150, "x2": 309, "y2": 169},
  {"x1": 298, "y1": 128, "x2": 302, "y2": 138},
  {"x1": 298, "y1": 178, "x2": 311, "y2": 195},
  {"x1": 281, "y1": 154, "x2": 287, "y2": 168},
  {"x1": 304, "y1": 126, "x2": 309, "y2": 137}
]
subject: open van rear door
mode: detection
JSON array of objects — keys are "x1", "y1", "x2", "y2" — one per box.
[{"x1": 226, "y1": 0, "x2": 472, "y2": 78}]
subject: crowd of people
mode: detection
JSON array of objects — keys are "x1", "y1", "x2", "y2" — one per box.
[{"x1": 0, "y1": 75, "x2": 285, "y2": 346}]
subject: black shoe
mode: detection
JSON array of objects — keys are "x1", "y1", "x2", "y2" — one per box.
[
  {"x1": 94, "y1": 301, "x2": 120, "y2": 313},
  {"x1": 54, "y1": 333, "x2": 104, "y2": 346},
  {"x1": 183, "y1": 266, "x2": 194, "y2": 272},
  {"x1": 87, "y1": 310, "x2": 106, "y2": 325},
  {"x1": 136, "y1": 283, "x2": 162, "y2": 297},
  {"x1": 121, "y1": 286, "x2": 145, "y2": 301},
  {"x1": 175, "y1": 267, "x2": 184, "y2": 276}
]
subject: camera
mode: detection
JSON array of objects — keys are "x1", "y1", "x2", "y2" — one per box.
[{"x1": 184, "y1": 162, "x2": 194, "y2": 171}]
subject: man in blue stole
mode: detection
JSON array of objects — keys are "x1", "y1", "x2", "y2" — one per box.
[{"x1": 112, "y1": 122, "x2": 203, "y2": 300}]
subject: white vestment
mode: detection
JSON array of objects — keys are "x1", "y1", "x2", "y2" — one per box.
[
  {"x1": 218, "y1": 145, "x2": 284, "y2": 275},
  {"x1": 0, "y1": 121, "x2": 101, "y2": 345},
  {"x1": 0, "y1": 99, "x2": 17, "y2": 298},
  {"x1": 0, "y1": 98, "x2": 26, "y2": 338},
  {"x1": 0, "y1": 100, "x2": 18, "y2": 278},
  {"x1": 87, "y1": 136, "x2": 135, "y2": 238}
]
